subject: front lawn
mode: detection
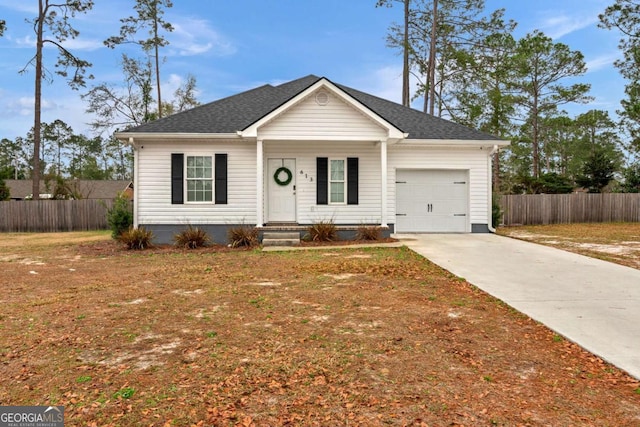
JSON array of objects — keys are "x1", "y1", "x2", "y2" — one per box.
[{"x1": 1, "y1": 232, "x2": 638, "y2": 425}]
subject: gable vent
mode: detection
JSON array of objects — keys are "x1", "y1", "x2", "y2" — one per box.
[{"x1": 315, "y1": 91, "x2": 329, "y2": 106}]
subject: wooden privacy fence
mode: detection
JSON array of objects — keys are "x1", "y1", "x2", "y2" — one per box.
[
  {"x1": 499, "y1": 193, "x2": 640, "y2": 226},
  {"x1": 0, "y1": 199, "x2": 119, "y2": 232}
]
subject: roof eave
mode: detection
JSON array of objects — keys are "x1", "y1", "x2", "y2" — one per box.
[
  {"x1": 115, "y1": 132, "x2": 242, "y2": 143},
  {"x1": 397, "y1": 138, "x2": 510, "y2": 148}
]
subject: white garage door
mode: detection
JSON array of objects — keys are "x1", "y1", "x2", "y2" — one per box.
[{"x1": 396, "y1": 169, "x2": 469, "y2": 232}]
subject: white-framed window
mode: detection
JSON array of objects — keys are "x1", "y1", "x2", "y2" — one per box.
[
  {"x1": 329, "y1": 158, "x2": 346, "y2": 204},
  {"x1": 186, "y1": 155, "x2": 213, "y2": 202}
]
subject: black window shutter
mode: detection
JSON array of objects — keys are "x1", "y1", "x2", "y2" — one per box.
[
  {"x1": 215, "y1": 153, "x2": 228, "y2": 204},
  {"x1": 171, "y1": 153, "x2": 184, "y2": 204},
  {"x1": 316, "y1": 157, "x2": 328, "y2": 205},
  {"x1": 347, "y1": 157, "x2": 359, "y2": 205}
]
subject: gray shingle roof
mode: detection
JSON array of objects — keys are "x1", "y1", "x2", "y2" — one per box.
[
  {"x1": 123, "y1": 75, "x2": 501, "y2": 141},
  {"x1": 5, "y1": 180, "x2": 132, "y2": 200}
]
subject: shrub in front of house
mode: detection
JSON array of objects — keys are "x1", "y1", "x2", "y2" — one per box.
[
  {"x1": 355, "y1": 225, "x2": 382, "y2": 241},
  {"x1": 307, "y1": 220, "x2": 338, "y2": 242},
  {"x1": 492, "y1": 194, "x2": 502, "y2": 228},
  {"x1": 0, "y1": 179, "x2": 9, "y2": 201},
  {"x1": 173, "y1": 226, "x2": 211, "y2": 249},
  {"x1": 228, "y1": 225, "x2": 259, "y2": 248},
  {"x1": 119, "y1": 226, "x2": 153, "y2": 250},
  {"x1": 107, "y1": 193, "x2": 133, "y2": 239}
]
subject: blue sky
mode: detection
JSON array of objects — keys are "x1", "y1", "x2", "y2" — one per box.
[{"x1": 0, "y1": 0, "x2": 625, "y2": 141}]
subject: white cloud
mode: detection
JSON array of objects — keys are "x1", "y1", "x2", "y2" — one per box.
[
  {"x1": 540, "y1": 14, "x2": 599, "y2": 39},
  {"x1": 17, "y1": 96, "x2": 36, "y2": 113},
  {"x1": 160, "y1": 74, "x2": 202, "y2": 105},
  {"x1": 348, "y1": 65, "x2": 426, "y2": 110},
  {"x1": 165, "y1": 74, "x2": 184, "y2": 92},
  {"x1": 169, "y1": 17, "x2": 236, "y2": 57},
  {"x1": 1, "y1": 90, "x2": 98, "y2": 139},
  {"x1": 1, "y1": 96, "x2": 54, "y2": 139},
  {"x1": 585, "y1": 53, "x2": 620, "y2": 73},
  {"x1": 162, "y1": 73, "x2": 186, "y2": 99},
  {"x1": 353, "y1": 65, "x2": 403, "y2": 104},
  {"x1": 13, "y1": 34, "x2": 102, "y2": 51},
  {"x1": 14, "y1": 35, "x2": 36, "y2": 47},
  {"x1": 533, "y1": 0, "x2": 611, "y2": 40},
  {"x1": 6, "y1": 96, "x2": 56, "y2": 116},
  {"x1": 61, "y1": 38, "x2": 105, "y2": 51}
]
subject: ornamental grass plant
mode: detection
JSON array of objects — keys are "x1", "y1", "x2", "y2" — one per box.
[
  {"x1": 173, "y1": 225, "x2": 211, "y2": 249},
  {"x1": 228, "y1": 225, "x2": 259, "y2": 248},
  {"x1": 119, "y1": 226, "x2": 153, "y2": 250},
  {"x1": 307, "y1": 220, "x2": 338, "y2": 242}
]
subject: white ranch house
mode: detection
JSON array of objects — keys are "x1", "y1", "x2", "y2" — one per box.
[{"x1": 116, "y1": 75, "x2": 508, "y2": 244}]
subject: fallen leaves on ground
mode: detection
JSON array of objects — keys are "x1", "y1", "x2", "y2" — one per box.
[{"x1": 0, "y1": 232, "x2": 638, "y2": 426}]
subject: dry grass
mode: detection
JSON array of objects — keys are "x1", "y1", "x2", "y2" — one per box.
[
  {"x1": 1, "y1": 232, "x2": 639, "y2": 426},
  {"x1": 498, "y1": 222, "x2": 640, "y2": 269},
  {"x1": 0, "y1": 231, "x2": 110, "y2": 251}
]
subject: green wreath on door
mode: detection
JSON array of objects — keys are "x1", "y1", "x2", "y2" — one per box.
[{"x1": 273, "y1": 166, "x2": 293, "y2": 186}]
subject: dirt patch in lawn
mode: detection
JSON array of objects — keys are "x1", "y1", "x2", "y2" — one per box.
[
  {"x1": 1, "y1": 232, "x2": 639, "y2": 426},
  {"x1": 498, "y1": 223, "x2": 640, "y2": 270}
]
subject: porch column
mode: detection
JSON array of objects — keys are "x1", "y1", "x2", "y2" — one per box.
[
  {"x1": 380, "y1": 139, "x2": 388, "y2": 228},
  {"x1": 256, "y1": 139, "x2": 264, "y2": 227},
  {"x1": 131, "y1": 137, "x2": 139, "y2": 228}
]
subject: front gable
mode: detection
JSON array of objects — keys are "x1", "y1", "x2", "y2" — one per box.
[{"x1": 241, "y1": 79, "x2": 405, "y2": 142}]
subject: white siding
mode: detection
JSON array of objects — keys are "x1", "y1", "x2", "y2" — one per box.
[
  {"x1": 264, "y1": 141, "x2": 383, "y2": 224},
  {"x1": 388, "y1": 145, "x2": 491, "y2": 226},
  {"x1": 258, "y1": 90, "x2": 388, "y2": 141},
  {"x1": 136, "y1": 139, "x2": 492, "y2": 229},
  {"x1": 137, "y1": 139, "x2": 257, "y2": 225}
]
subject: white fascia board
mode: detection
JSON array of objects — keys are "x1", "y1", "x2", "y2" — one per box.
[
  {"x1": 259, "y1": 135, "x2": 393, "y2": 142},
  {"x1": 240, "y1": 78, "x2": 405, "y2": 140},
  {"x1": 115, "y1": 132, "x2": 241, "y2": 143},
  {"x1": 397, "y1": 138, "x2": 510, "y2": 148}
]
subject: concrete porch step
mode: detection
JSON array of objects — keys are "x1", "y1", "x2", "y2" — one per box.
[{"x1": 261, "y1": 231, "x2": 301, "y2": 247}]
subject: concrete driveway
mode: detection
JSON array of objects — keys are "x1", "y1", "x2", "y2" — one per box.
[{"x1": 395, "y1": 233, "x2": 640, "y2": 380}]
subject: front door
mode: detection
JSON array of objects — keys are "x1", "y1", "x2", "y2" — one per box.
[{"x1": 267, "y1": 158, "x2": 296, "y2": 223}]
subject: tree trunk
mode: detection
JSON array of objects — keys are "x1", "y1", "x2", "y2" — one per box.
[
  {"x1": 437, "y1": 61, "x2": 445, "y2": 117},
  {"x1": 493, "y1": 151, "x2": 500, "y2": 192},
  {"x1": 532, "y1": 83, "x2": 540, "y2": 179},
  {"x1": 427, "y1": 0, "x2": 438, "y2": 116},
  {"x1": 57, "y1": 131, "x2": 62, "y2": 176},
  {"x1": 491, "y1": 75, "x2": 502, "y2": 192},
  {"x1": 154, "y1": 15, "x2": 162, "y2": 118},
  {"x1": 402, "y1": 0, "x2": 410, "y2": 107},
  {"x1": 32, "y1": 0, "x2": 45, "y2": 200},
  {"x1": 532, "y1": 118, "x2": 539, "y2": 179},
  {"x1": 423, "y1": 78, "x2": 428, "y2": 113}
]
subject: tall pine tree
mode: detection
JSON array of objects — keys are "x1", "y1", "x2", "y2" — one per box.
[{"x1": 20, "y1": 0, "x2": 93, "y2": 200}]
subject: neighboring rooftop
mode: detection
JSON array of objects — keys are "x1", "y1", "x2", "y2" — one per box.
[
  {"x1": 122, "y1": 75, "x2": 502, "y2": 141},
  {"x1": 4, "y1": 180, "x2": 132, "y2": 200}
]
